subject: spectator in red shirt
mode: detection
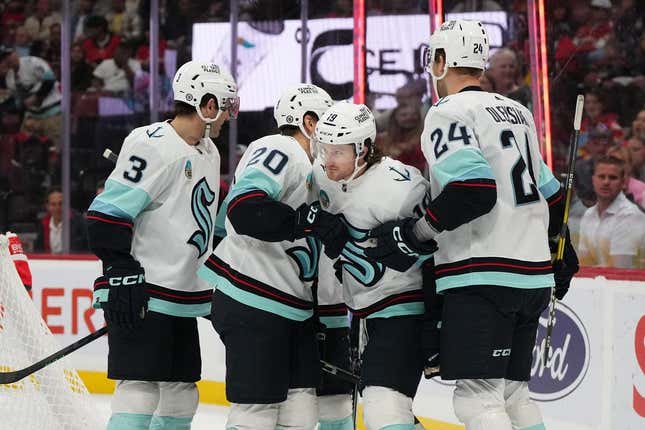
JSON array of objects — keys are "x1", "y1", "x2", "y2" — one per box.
[
  {"x1": 580, "y1": 90, "x2": 624, "y2": 147},
  {"x1": 573, "y1": 0, "x2": 613, "y2": 60},
  {"x1": 81, "y1": 15, "x2": 121, "y2": 68},
  {"x1": 1, "y1": 0, "x2": 26, "y2": 28}
]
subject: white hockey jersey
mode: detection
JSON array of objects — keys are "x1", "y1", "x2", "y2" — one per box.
[
  {"x1": 312, "y1": 157, "x2": 428, "y2": 318},
  {"x1": 89, "y1": 121, "x2": 220, "y2": 317},
  {"x1": 420, "y1": 89, "x2": 559, "y2": 292},
  {"x1": 198, "y1": 135, "x2": 319, "y2": 321},
  {"x1": 6, "y1": 56, "x2": 61, "y2": 116}
]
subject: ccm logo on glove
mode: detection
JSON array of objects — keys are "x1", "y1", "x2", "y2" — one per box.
[{"x1": 108, "y1": 274, "x2": 145, "y2": 287}]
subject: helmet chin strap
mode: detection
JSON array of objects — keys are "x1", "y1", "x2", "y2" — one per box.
[
  {"x1": 430, "y1": 62, "x2": 449, "y2": 100},
  {"x1": 196, "y1": 106, "x2": 224, "y2": 139}
]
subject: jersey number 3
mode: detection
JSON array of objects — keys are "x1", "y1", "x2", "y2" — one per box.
[{"x1": 123, "y1": 156, "x2": 147, "y2": 183}]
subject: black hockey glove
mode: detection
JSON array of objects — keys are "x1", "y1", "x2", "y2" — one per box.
[
  {"x1": 365, "y1": 218, "x2": 438, "y2": 272},
  {"x1": 294, "y1": 202, "x2": 350, "y2": 259},
  {"x1": 549, "y1": 229, "x2": 579, "y2": 300},
  {"x1": 101, "y1": 261, "x2": 148, "y2": 330}
]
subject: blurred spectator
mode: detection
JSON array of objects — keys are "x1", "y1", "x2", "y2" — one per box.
[
  {"x1": 70, "y1": 42, "x2": 93, "y2": 91},
  {"x1": 606, "y1": 145, "x2": 645, "y2": 207},
  {"x1": 35, "y1": 187, "x2": 88, "y2": 253},
  {"x1": 449, "y1": 0, "x2": 503, "y2": 12},
  {"x1": 107, "y1": 0, "x2": 142, "y2": 41},
  {"x1": 487, "y1": 48, "x2": 532, "y2": 108},
  {"x1": 13, "y1": 26, "x2": 31, "y2": 57},
  {"x1": 12, "y1": 116, "x2": 54, "y2": 196},
  {"x1": 42, "y1": 22, "x2": 61, "y2": 76},
  {"x1": 134, "y1": 25, "x2": 167, "y2": 71},
  {"x1": 625, "y1": 109, "x2": 645, "y2": 179},
  {"x1": 72, "y1": 0, "x2": 96, "y2": 42},
  {"x1": 91, "y1": 42, "x2": 141, "y2": 94},
  {"x1": 1, "y1": 1, "x2": 26, "y2": 29},
  {"x1": 23, "y1": 0, "x2": 62, "y2": 42},
  {"x1": 375, "y1": 78, "x2": 428, "y2": 131},
  {"x1": 81, "y1": 15, "x2": 122, "y2": 67},
  {"x1": 0, "y1": 47, "x2": 62, "y2": 149},
  {"x1": 376, "y1": 104, "x2": 426, "y2": 173},
  {"x1": 578, "y1": 156, "x2": 645, "y2": 268},
  {"x1": 573, "y1": 0, "x2": 613, "y2": 62},
  {"x1": 580, "y1": 89, "x2": 624, "y2": 146},
  {"x1": 575, "y1": 125, "x2": 614, "y2": 204},
  {"x1": 613, "y1": 0, "x2": 644, "y2": 54}
]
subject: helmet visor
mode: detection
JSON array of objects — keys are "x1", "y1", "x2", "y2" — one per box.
[{"x1": 317, "y1": 142, "x2": 357, "y2": 165}]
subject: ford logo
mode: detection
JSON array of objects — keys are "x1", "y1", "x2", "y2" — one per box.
[{"x1": 529, "y1": 302, "x2": 590, "y2": 401}]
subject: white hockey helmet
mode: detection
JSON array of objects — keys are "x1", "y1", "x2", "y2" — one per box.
[
  {"x1": 172, "y1": 61, "x2": 239, "y2": 123},
  {"x1": 274, "y1": 83, "x2": 334, "y2": 138},
  {"x1": 424, "y1": 20, "x2": 489, "y2": 94},
  {"x1": 313, "y1": 102, "x2": 377, "y2": 184}
]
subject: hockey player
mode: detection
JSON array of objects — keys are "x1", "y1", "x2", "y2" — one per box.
[
  {"x1": 365, "y1": 20, "x2": 579, "y2": 430},
  {"x1": 86, "y1": 60, "x2": 238, "y2": 430},
  {"x1": 311, "y1": 102, "x2": 434, "y2": 430},
  {"x1": 197, "y1": 83, "x2": 348, "y2": 430}
]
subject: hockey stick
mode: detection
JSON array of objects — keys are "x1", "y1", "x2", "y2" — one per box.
[
  {"x1": 542, "y1": 95, "x2": 584, "y2": 366},
  {"x1": 0, "y1": 326, "x2": 108, "y2": 384},
  {"x1": 103, "y1": 148, "x2": 118, "y2": 164}
]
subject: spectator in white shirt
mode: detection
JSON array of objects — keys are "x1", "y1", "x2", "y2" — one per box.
[
  {"x1": 91, "y1": 42, "x2": 141, "y2": 94},
  {"x1": 578, "y1": 156, "x2": 645, "y2": 268}
]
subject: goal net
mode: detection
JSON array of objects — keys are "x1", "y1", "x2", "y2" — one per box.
[{"x1": 0, "y1": 234, "x2": 100, "y2": 429}]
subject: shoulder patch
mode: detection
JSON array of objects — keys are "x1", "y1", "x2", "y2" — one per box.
[{"x1": 185, "y1": 160, "x2": 192, "y2": 179}]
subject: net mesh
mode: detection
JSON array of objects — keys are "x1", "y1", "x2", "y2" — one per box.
[{"x1": 0, "y1": 235, "x2": 100, "y2": 429}]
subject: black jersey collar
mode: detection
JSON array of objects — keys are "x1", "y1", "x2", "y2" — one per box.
[{"x1": 459, "y1": 86, "x2": 484, "y2": 93}]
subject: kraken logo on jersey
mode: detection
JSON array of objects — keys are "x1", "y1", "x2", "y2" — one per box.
[
  {"x1": 187, "y1": 177, "x2": 216, "y2": 258},
  {"x1": 286, "y1": 237, "x2": 321, "y2": 282},
  {"x1": 338, "y1": 221, "x2": 386, "y2": 287}
]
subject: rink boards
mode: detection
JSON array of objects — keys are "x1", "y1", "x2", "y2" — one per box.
[{"x1": 24, "y1": 257, "x2": 645, "y2": 429}]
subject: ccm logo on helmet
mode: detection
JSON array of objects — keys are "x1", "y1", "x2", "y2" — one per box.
[
  {"x1": 109, "y1": 274, "x2": 145, "y2": 287},
  {"x1": 493, "y1": 348, "x2": 512, "y2": 357}
]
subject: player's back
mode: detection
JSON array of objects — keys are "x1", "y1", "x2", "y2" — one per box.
[{"x1": 422, "y1": 90, "x2": 556, "y2": 292}]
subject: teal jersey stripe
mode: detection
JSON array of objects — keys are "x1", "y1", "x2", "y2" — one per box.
[
  {"x1": 148, "y1": 297, "x2": 211, "y2": 318},
  {"x1": 538, "y1": 161, "x2": 560, "y2": 199},
  {"x1": 437, "y1": 272, "x2": 554, "y2": 292},
  {"x1": 214, "y1": 199, "x2": 228, "y2": 238},
  {"x1": 319, "y1": 416, "x2": 353, "y2": 430},
  {"x1": 197, "y1": 266, "x2": 313, "y2": 321},
  {"x1": 90, "y1": 178, "x2": 151, "y2": 220},
  {"x1": 228, "y1": 168, "x2": 283, "y2": 201},
  {"x1": 149, "y1": 415, "x2": 193, "y2": 430},
  {"x1": 320, "y1": 315, "x2": 350, "y2": 328},
  {"x1": 107, "y1": 413, "x2": 153, "y2": 430},
  {"x1": 433, "y1": 148, "x2": 495, "y2": 189},
  {"x1": 89, "y1": 199, "x2": 133, "y2": 221},
  {"x1": 366, "y1": 302, "x2": 425, "y2": 319},
  {"x1": 380, "y1": 425, "x2": 416, "y2": 430},
  {"x1": 518, "y1": 424, "x2": 546, "y2": 430}
]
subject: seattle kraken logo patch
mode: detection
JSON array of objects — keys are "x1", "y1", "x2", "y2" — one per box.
[
  {"x1": 185, "y1": 160, "x2": 193, "y2": 179},
  {"x1": 188, "y1": 177, "x2": 216, "y2": 258}
]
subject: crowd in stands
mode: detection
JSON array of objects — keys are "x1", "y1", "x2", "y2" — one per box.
[{"x1": 0, "y1": 0, "x2": 643, "y2": 268}]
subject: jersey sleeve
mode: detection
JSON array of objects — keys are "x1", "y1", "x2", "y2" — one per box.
[
  {"x1": 224, "y1": 141, "x2": 302, "y2": 242},
  {"x1": 87, "y1": 135, "x2": 175, "y2": 263},
  {"x1": 419, "y1": 109, "x2": 497, "y2": 235}
]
